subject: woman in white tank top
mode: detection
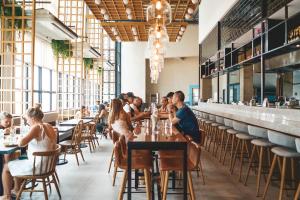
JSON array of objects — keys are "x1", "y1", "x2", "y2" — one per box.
[{"x1": 1, "y1": 107, "x2": 57, "y2": 200}]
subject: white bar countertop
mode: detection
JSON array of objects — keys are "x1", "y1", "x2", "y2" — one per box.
[{"x1": 192, "y1": 103, "x2": 300, "y2": 138}]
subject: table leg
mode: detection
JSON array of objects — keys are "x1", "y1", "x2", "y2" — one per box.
[
  {"x1": 127, "y1": 147, "x2": 132, "y2": 200},
  {"x1": 183, "y1": 145, "x2": 187, "y2": 200},
  {"x1": 135, "y1": 169, "x2": 139, "y2": 189}
]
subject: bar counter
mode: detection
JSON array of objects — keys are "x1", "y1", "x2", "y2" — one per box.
[{"x1": 192, "y1": 103, "x2": 300, "y2": 138}]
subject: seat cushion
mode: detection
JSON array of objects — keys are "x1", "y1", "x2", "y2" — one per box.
[
  {"x1": 211, "y1": 123, "x2": 221, "y2": 127},
  {"x1": 236, "y1": 133, "x2": 254, "y2": 140},
  {"x1": 251, "y1": 138, "x2": 273, "y2": 147},
  {"x1": 204, "y1": 120, "x2": 213, "y2": 124},
  {"x1": 59, "y1": 140, "x2": 73, "y2": 146},
  {"x1": 271, "y1": 146, "x2": 300, "y2": 158},
  {"x1": 227, "y1": 129, "x2": 237, "y2": 134},
  {"x1": 218, "y1": 126, "x2": 231, "y2": 130}
]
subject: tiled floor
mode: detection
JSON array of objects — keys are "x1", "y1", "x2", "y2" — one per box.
[{"x1": 19, "y1": 138, "x2": 294, "y2": 200}]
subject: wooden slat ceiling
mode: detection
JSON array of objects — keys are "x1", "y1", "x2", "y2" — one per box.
[{"x1": 85, "y1": 0, "x2": 197, "y2": 42}]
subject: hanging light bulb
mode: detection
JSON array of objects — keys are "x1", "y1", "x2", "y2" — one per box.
[
  {"x1": 104, "y1": 14, "x2": 109, "y2": 20},
  {"x1": 156, "y1": 1, "x2": 162, "y2": 10},
  {"x1": 123, "y1": 0, "x2": 128, "y2": 5},
  {"x1": 116, "y1": 36, "x2": 121, "y2": 41},
  {"x1": 192, "y1": 0, "x2": 200, "y2": 4},
  {"x1": 134, "y1": 36, "x2": 138, "y2": 41},
  {"x1": 126, "y1": 8, "x2": 131, "y2": 15},
  {"x1": 179, "y1": 31, "x2": 183, "y2": 35},
  {"x1": 111, "y1": 27, "x2": 116, "y2": 32},
  {"x1": 185, "y1": 13, "x2": 191, "y2": 20},
  {"x1": 100, "y1": 8, "x2": 106, "y2": 14},
  {"x1": 95, "y1": 0, "x2": 101, "y2": 5},
  {"x1": 155, "y1": 41, "x2": 161, "y2": 49},
  {"x1": 187, "y1": 8, "x2": 194, "y2": 14},
  {"x1": 180, "y1": 26, "x2": 186, "y2": 32},
  {"x1": 127, "y1": 14, "x2": 133, "y2": 19}
]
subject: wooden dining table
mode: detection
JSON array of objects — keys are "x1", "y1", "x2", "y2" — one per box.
[
  {"x1": 127, "y1": 126, "x2": 188, "y2": 200},
  {"x1": 58, "y1": 119, "x2": 93, "y2": 126}
]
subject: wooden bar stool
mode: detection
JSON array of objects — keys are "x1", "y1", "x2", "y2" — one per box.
[
  {"x1": 215, "y1": 117, "x2": 231, "y2": 161},
  {"x1": 222, "y1": 119, "x2": 238, "y2": 166},
  {"x1": 206, "y1": 114, "x2": 219, "y2": 152},
  {"x1": 244, "y1": 126, "x2": 273, "y2": 196},
  {"x1": 230, "y1": 121, "x2": 254, "y2": 182},
  {"x1": 294, "y1": 138, "x2": 300, "y2": 200},
  {"x1": 263, "y1": 131, "x2": 300, "y2": 200}
]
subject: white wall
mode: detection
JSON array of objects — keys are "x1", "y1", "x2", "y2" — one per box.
[
  {"x1": 121, "y1": 24, "x2": 199, "y2": 101},
  {"x1": 121, "y1": 42, "x2": 147, "y2": 100},
  {"x1": 146, "y1": 57, "x2": 199, "y2": 103},
  {"x1": 198, "y1": 0, "x2": 238, "y2": 44}
]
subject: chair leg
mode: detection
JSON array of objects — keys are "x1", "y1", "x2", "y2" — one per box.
[
  {"x1": 256, "y1": 146, "x2": 264, "y2": 197},
  {"x1": 108, "y1": 149, "x2": 114, "y2": 173},
  {"x1": 229, "y1": 135, "x2": 236, "y2": 170},
  {"x1": 160, "y1": 171, "x2": 165, "y2": 193},
  {"x1": 199, "y1": 160, "x2": 205, "y2": 185},
  {"x1": 262, "y1": 154, "x2": 277, "y2": 200},
  {"x1": 42, "y1": 178, "x2": 49, "y2": 200},
  {"x1": 218, "y1": 130, "x2": 225, "y2": 161},
  {"x1": 16, "y1": 179, "x2": 26, "y2": 200},
  {"x1": 188, "y1": 172, "x2": 195, "y2": 200},
  {"x1": 244, "y1": 144, "x2": 256, "y2": 186},
  {"x1": 30, "y1": 179, "x2": 36, "y2": 197},
  {"x1": 79, "y1": 146, "x2": 85, "y2": 162},
  {"x1": 52, "y1": 174, "x2": 62, "y2": 199},
  {"x1": 74, "y1": 149, "x2": 80, "y2": 166},
  {"x1": 230, "y1": 138, "x2": 240, "y2": 174},
  {"x1": 55, "y1": 171, "x2": 60, "y2": 184},
  {"x1": 279, "y1": 157, "x2": 287, "y2": 200},
  {"x1": 294, "y1": 183, "x2": 300, "y2": 200},
  {"x1": 162, "y1": 171, "x2": 169, "y2": 200},
  {"x1": 112, "y1": 166, "x2": 118, "y2": 186},
  {"x1": 144, "y1": 169, "x2": 152, "y2": 200},
  {"x1": 222, "y1": 133, "x2": 231, "y2": 165},
  {"x1": 238, "y1": 140, "x2": 246, "y2": 182},
  {"x1": 118, "y1": 170, "x2": 128, "y2": 200}
]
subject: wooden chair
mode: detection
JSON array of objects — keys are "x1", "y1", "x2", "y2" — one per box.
[
  {"x1": 108, "y1": 131, "x2": 120, "y2": 186},
  {"x1": 59, "y1": 120, "x2": 85, "y2": 166},
  {"x1": 295, "y1": 183, "x2": 300, "y2": 200},
  {"x1": 114, "y1": 140, "x2": 152, "y2": 200},
  {"x1": 81, "y1": 122, "x2": 97, "y2": 152},
  {"x1": 15, "y1": 145, "x2": 61, "y2": 200}
]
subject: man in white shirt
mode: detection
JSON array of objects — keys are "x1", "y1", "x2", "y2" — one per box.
[{"x1": 123, "y1": 92, "x2": 135, "y2": 115}]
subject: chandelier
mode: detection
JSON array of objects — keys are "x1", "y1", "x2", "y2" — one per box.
[{"x1": 146, "y1": 0, "x2": 171, "y2": 84}]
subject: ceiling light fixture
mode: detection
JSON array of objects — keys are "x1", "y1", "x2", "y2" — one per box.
[
  {"x1": 187, "y1": 8, "x2": 194, "y2": 14},
  {"x1": 156, "y1": 1, "x2": 162, "y2": 10},
  {"x1": 126, "y1": 8, "x2": 131, "y2": 15},
  {"x1": 95, "y1": 0, "x2": 101, "y2": 5},
  {"x1": 100, "y1": 8, "x2": 106, "y2": 14},
  {"x1": 123, "y1": 0, "x2": 128, "y2": 5}
]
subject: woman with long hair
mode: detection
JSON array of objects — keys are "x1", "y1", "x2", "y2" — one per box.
[{"x1": 108, "y1": 99, "x2": 133, "y2": 139}]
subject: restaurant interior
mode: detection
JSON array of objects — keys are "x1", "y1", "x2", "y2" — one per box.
[{"x1": 0, "y1": 0, "x2": 300, "y2": 199}]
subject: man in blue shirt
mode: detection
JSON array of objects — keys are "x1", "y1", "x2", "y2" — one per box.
[{"x1": 168, "y1": 91, "x2": 201, "y2": 144}]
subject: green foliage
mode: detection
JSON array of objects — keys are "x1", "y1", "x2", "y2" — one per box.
[
  {"x1": 51, "y1": 40, "x2": 73, "y2": 58},
  {"x1": 0, "y1": 0, "x2": 27, "y2": 29},
  {"x1": 83, "y1": 58, "x2": 94, "y2": 70},
  {"x1": 97, "y1": 67, "x2": 103, "y2": 75}
]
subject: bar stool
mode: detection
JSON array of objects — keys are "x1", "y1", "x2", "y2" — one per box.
[
  {"x1": 295, "y1": 138, "x2": 300, "y2": 200},
  {"x1": 213, "y1": 116, "x2": 230, "y2": 158},
  {"x1": 222, "y1": 119, "x2": 238, "y2": 166},
  {"x1": 230, "y1": 121, "x2": 254, "y2": 182},
  {"x1": 244, "y1": 126, "x2": 273, "y2": 196},
  {"x1": 263, "y1": 131, "x2": 300, "y2": 200},
  {"x1": 207, "y1": 114, "x2": 219, "y2": 152}
]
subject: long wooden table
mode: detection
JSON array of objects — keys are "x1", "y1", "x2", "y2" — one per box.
[
  {"x1": 127, "y1": 126, "x2": 188, "y2": 200},
  {"x1": 59, "y1": 119, "x2": 92, "y2": 126}
]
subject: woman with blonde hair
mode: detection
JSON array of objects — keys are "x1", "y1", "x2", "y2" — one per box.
[
  {"x1": 108, "y1": 99, "x2": 133, "y2": 139},
  {"x1": 1, "y1": 107, "x2": 57, "y2": 200}
]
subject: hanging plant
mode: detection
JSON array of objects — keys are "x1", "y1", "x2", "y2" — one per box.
[
  {"x1": 0, "y1": 0, "x2": 27, "y2": 29},
  {"x1": 51, "y1": 40, "x2": 73, "y2": 58},
  {"x1": 83, "y1": 58, "x2": 94, "y2": 70},
  {"x1": 97, "y1": 67, "x2": 103, "y2": 75}
]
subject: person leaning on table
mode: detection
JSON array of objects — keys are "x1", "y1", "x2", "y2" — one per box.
[
  {"x1": 168, "y1": 91, "x2": 201, "y2": 144},
  {"x1": 1, "y1": 107, "x2": 57, "y2": 200}
]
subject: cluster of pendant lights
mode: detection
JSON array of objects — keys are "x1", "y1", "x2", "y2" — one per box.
[{"x1": 146, "y1": 0, "x2": 172, "y2": 83}]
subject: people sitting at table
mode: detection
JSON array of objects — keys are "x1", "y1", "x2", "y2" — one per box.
[
  {"x1": 108, "y1": 99, "x2": 134, "y2": 140},
  {"x1": 75, "y1": 106, "x2": 90, "y2": 119},
  {"x1": 2, "y1": 107, "x2": 57, "y2": 200},
  {"x1": 0, "y1": 112, "x2": 13, "y2": 133},
  {"x1": 130, "y1": 97, "x2": 150, "y2": 121},
  {"x1": 168, "y1": 91, "x2": 201, "y2": 144},
  {"x1": 159, "y1": 96, "x2": 168, "y2": 112},
  {"x1": 123, "y1": 92, "x2": 135, "y2": 116},
  {"x1": 96, "y1": 104, "x2": 109, "y2": 135}
]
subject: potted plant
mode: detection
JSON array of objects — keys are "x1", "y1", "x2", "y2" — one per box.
[
  {"x1": 0, "y1": 0, "x2": 27, "y2": 29},
  {"x1": 83, "y1": 58, "x2": 94, "y2": 70}
]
